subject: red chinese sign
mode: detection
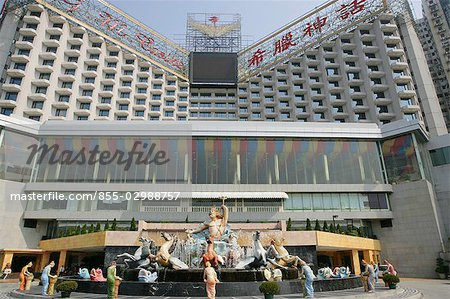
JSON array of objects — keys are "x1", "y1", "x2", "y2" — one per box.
[{"x1": 274, "y1": 32, "x2": 297, "y2": 55}]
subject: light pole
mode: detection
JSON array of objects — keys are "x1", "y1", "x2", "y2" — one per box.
[{"x1": 332, "y1": 215, "x2": 338, "y2": 227}]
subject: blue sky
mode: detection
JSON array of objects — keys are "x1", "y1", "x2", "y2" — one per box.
[
  {"x1": 108, "y1": 0, "x2": 424, "y2": 43},
  {"x1": 1, "y1": 0, "x2": 424, "y2": 43}
]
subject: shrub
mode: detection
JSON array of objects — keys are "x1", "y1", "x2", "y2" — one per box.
[
  {"x1": 111, "y1": 218, "x2": 117, "y2": 231},
  {"x1": 436, "y1": 258, "x2": 447, "y2": 273},
  {"x1": 130, "y1": 218, "x2": 137, "y2": 231},
  {"x1": 81, "y1": 224, "x2": 87, "y2": 234},
  {"x1": 287, "y1": 218, "x2": 292, "y2": 231},
  {"x1": 56, "y1": 280, "x2": 78, "y2": 292},
  {"x1": 75, "y1": 225, "x2": 81, "y2": 235},
  {"x1": 305, "y1": 218, "x2": 312, "y2": 231},
  {"x1": 95, "y1": 222, "x2": 101, "y2": 232},
  {"x1": 104, "y1": 220, "x2": 110, "y2": 231},
  {"x1": 329, "y1": 223, "x2": 336, "y2": 233},
  {"x1": 314, "y1": 219, "x2": 321, "y2": 231},
  {"x1": 259, "y1": 281, "x2": 280, "y2": 295},
  {"x1": 382, "y1": 273, "x2": 400, "y2": 284},
  {"x1": 322, "y1": 221, "x2": 328, "y2": 232}
]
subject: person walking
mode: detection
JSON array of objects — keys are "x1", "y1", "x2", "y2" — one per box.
[
  {"x1": 41, "y1": 261, "x2": 56, "y2": 296},
  {"x1": 299, "y1": 259, "x2": 315, "y2": 298},
  {"x1": 361, "y1": 260, "x2": 375, "y2": 293}
]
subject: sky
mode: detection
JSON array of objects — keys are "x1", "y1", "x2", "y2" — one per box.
[
  {"x1": 0, "y1": 0, "x2": 424, "y2": 43},
  {"x1": 107, "y1": 0, "x2": 424, "y2": 43}
]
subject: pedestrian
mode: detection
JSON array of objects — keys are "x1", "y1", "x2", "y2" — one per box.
[
  {"x1": 384, "y1": 259, "x2": 397, "y2": 276},
  {"x1": 203, "y1": 261, "x2": 219, "y2": 299},
  {"x1": 59, "y1": 265, "x2": 65, "y2": 275},
  {"x1": 299, "y1": 259, "x2": 315, "y2": 298},
  {"x1": 1, "y1": 263, "x2": 11, "y2": 279},
  {"x1": 41, "y1": 261, "x2": 57, "y2": 296},
  {"x1": 372, "y1": 261, "x2": 379, "y2": 283},
  {"x1": 361, "y1": 260, "x2": 375, "y2": 293}
]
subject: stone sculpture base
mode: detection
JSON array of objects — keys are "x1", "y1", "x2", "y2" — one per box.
[{"x1": 58, "y1": 274, "x2": 362, "y2": 297}]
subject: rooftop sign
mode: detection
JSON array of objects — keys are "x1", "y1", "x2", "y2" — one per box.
[{"x1": 237, "y1": 0, "x2": 388, "y2": 81}]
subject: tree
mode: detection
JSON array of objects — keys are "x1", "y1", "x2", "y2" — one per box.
[
  {"x1": 81, "y1": 224, "x2": 87, "y2": 234},
  {"x1": 75, "y1": 225, "x2": 81, "y2": 235},
  {"x1": 111, "y1": 218, "x2": 117, "y2": 231},
  {"x1": 88, "y1": 224, "x2": 94, "y2": 233},
  {"x1": 185, "y1": 215, "x2": 189, "y2": 223},
  {"x1": 329, "y1": 223, "x2": 336, "y2": 233},
  {"x1": 287, "y1": 218, "x2": 292, "y2": 231},
  {"x1": 314, "y1": 219, "x2": 321, "y2": 231},
  {"x1": 322, "y1": 221, "x2": 328, "y2": 232},
  {"x1": 130, "y1": 218, "x2": 137, "y2": 231},
  {"x1": 336, "y1": 224, "x2": 342, "y2": 234},
  {"x1": 305, "y1": 218, "x2": 312, "y2": 231},
  {"x1": 95, "y1": 222, "x2": 101, "y2": 232},
  {"x1": 104, "y1": 220, "x2": 110, "y2": 231}
]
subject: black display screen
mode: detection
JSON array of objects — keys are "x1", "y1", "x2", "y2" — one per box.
[{"x1": 189, "y1": 52, "x2": 237, "y2": 85}]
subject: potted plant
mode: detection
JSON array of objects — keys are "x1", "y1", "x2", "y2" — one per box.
[
  {"x1": 435, "y1": 258, "x2": 447, "y2": 279},
  {"x1": 259, "y1": 281, "x2": 280, "y2": 299},
  {"x1": 56, "y1": 280, "x2": 78, "y2": 298},
  {"x1": 382, "y1": 273, "x2": 400, "y2": 289}
]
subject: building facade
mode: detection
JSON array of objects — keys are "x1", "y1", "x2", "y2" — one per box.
[
  {"x1": 0, "y1": 0, "x2": 449, "y2": 278},
  {"x1": 416, "y1": 0, "x2": 450, "y2": 129}
]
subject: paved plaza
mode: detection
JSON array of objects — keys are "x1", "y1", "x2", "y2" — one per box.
[{"x1": 1, "y1": 278, "x2": 448, "y2": 298}]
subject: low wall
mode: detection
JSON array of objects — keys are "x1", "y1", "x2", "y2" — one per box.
[{"x1": 59, "y1": 276, "x2": 362, "y2": 297}]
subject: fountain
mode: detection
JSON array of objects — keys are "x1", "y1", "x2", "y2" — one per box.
[{"x1": 58, "y1": 198, "x2": 363, "y2": 296}]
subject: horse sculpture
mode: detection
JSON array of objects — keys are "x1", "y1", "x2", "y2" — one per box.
[
  {"x1": 155, "y1": 232, "x2": 189, "y2": 270},
  {"x1": 116, "y1": 237, "x2": 155, "y2": 270},
  {"x1": 266, "y1": 237, "x2": 302, "y2": 268},
  {"x1": 236, "y1": 231, "x2": 269, "y2": 269}
]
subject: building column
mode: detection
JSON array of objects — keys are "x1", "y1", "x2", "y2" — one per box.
[
  {"x1": 363, "y1": 250, "x2": 374, "y2": 263},
  {"x1": 351, "y1": 250, "x2": 361, "y2": 275},
  {"x1": 57, "y1": 250, "x2": 67, "y2": 275},
  {"x1": 0, "y1": 252, "x2": 13, "y2": 271},
  {"x1": 39, "y1": 252, "x2": 51, "y2": 272}
]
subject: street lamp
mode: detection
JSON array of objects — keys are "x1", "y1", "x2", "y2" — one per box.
[{"x1": 332, "y1": 215, "x2": 338, "y2": 227}]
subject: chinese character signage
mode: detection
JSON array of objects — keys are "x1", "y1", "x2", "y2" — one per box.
[
  {"x1": 238, "y1": 0, "x2": 387, "y2": 81},
  {"x1": 35, "y1": 0, "x2": 189, "y2": 80}
]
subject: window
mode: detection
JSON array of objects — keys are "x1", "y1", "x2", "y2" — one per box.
[
  {"x1": 77, "y1": 116, "x2": 88, "y2": 120},
  {"x1": 107, "y1": 62, "x2": 117, "y2": 68},
  {"x1": 165, "y1": 101, "x2": 175, "y2": 106},
  {"x1": 82, "y1": 90, "x2": 93, "y2": 96},
  {"x1": 35, "y1": 87, "x2": 47, "y2": 94},
  {"x1": 151, "y1": 105, "x2": 160, "y2": 111},
  {"x1": 165, "y1": 111, "x2": 174, "y2": 117},
  {"x1": 122, "y1": 81, "x2": 132, "y2": 87},
  {"x1": 252, "y1": 112, "x2": 261, "y2": 119},
  {"x1": 134, "y1": 110, "x2": 145, "y2": 117},
  {"x1": 58, "y1": 95, "x2": 70, "y2": 102},
  {"x1": 326, "y1": 68, "x2": 338, "y2": 76},
  {"x1": 43, "y1": 60, "x2": 54, "y2": 66},
  {"x1": 22, "y1": 36, "x2": 34, "y2": 42},
  {"x1": 347, "y1": 72, "x2": 360, "y2": 80},
  {"x1": 125, "y1": 59, "x2": 134, "y2": 64},
  {"x1": 103, "y1": 85, "x2": 113, "y2": 91},
  {"x1": 31, "y1": 101, "x2": 43, "y2": 109},
  {"x1": 39, "y1": 73, "x2": 51, "y2": 80},
  {"x1": 314, "y1": 112, "x2": 325, "y2": 120},
  {"x1": 123, "y1": 70, "x2": 133, "y2": 75},
  {"x1": 87, "y1": 65, "x2": 97, "y2": 71},
  {"x1": 330, "y1": 93, "x2": 341, "y2": 100},
  {"x1": 429, "y1": 146, "x2": 450, "y2": 167},
  {"x1": 153, "y1": 84, "x2": 162, "y2": 89},
  {"x1": 1, "y1": 108, "x2": 14, "y2": 115},
  {"x1": 17, "y1": 49, "x2": 30, "y2": 56},
  {"x1": 14, "y1": 63, "x2": 26, "y2": 70},
  {"x1": 49, "y1": 35, "x2": 60, "y2": 40},
  {"x1": 179, "y1": 96, "x2": 187, "y2": 102},
  {"x1": 46, "y1": 47, "x2": 57, "y2": 53},
  {"x1": 105, "y1": 73, "x2": 115, "y2": 79},
  {"x1": 135, "y1": 99, "x2": 145, "y2": 105},
  {"x1": 99, "y1": 110, "x2": 109, "y2": 116},
  {"x1": 9, "y1": 77, "x2": 22, "y2": 85},
  {"x1": 62, "y1": 82, "x2": 73, "y2": 88},
  {"x1": 79, "y1": 103, "x2": 90, "y2": 109},
  {"x1": 137, "y1": 88, "x2": 147, "y2": 94},
  {"x1": 377, "y1": 106, "x2": 388, "y2": 113},
  {"x1": 73, "y1": 33, "x2": 83, "y2": 38},
  {"x1": 154, "y1": 74, "x2": 163, "y2": 79},
  {"x1": 89, "y1": 54, "x2": 100, "y2": 59},
  {"x1": 120, "y1": 92, "x2": 130, "y2": 98},
  {"x1": 84, "y1": 77, "x2": 95, "y2": 83},
  {"x1": 28, "y1": 115, "x2": 40, "y2": 121},
  {"x1": 92, "y1": 42, "x2": 102, "y2": 48},
  {"x1": 281, "y1": 112, "x2": 290, "y2": 119},
  {"x1": 109, "y1": 51, "x2": 118, "y2": 56},
  {"x1": 67, "y1": 57, "x2": 78, "y2": 62},
  {"x1": 55, "y1": 109, "x2": 67, "y2": 117},
  {"x1": 118, "y1": 104, "x2": 128, "y2": 110},
  {"x1": 403, "y1": 113, "x2": 417, "y2": 121},
  {"x1": 140, "y1": 67, "x2": 149, "y2": 72},
  {"x1": 138, "y1": 77, "x2": 148, "y2": 82},
  {"x1": 100, "y1": 97, "x2": 111, "y2": 104},
  {"x1": 152, "y1": 94, "x2": 161, "y2": 100},
  {"x1": 5, "y1": 92, "x2": 18, "y2": 101}
]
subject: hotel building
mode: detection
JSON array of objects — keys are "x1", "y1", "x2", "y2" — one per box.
[{"x1": 0, "y1": 0, "x2": 448, "y2": 278}]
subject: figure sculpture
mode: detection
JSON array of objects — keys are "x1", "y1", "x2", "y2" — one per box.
[
  {"x1": 78, "y1": 268, "x2": 90, "y2": 279},
  {"x1": 186, "y1": 197, "x2": 229, "y2": 240},
  {"x1": 203, "y1": 261, "x2": 219, "y2": 299},
  {"x1": 266, "y1": 238, "x2": 303, "y2": 268},
  {"x1": 1, "y1": 263, "x2": 11, "y2": 279},
  {"x1": 236, "y1": 231, "x2": 269, "y2": 269},
  {"x1": 90, "y1": 268, "x2": 107, "y2": 281},
  {"x1": 48, "y1": 275, "x2": 58, "y2": 295},
  {"x1": 41, "y1": 261, "x2": 57, "y2": 295},
  {"x1": 155, "y1": 232, "x2": 189, "y2": 269},
  {"x1": 19, "y1": 262, "x2": 33, "y2": 290},
  {"x1": 116, "y1": 237, "x2": 155, "y2": 269},
  {"x1": 107, "y1": 261, "x2": 122, "y2": 299},
  {"x1": 202, "y1": 236, "x2": 225, "y2": 268},
  {"x1": 264, "y1": 268, "x2": 283, "y2": 281}
]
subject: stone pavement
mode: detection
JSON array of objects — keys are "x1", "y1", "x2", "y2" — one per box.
[{"x1": 0, "y1": 281, "x2": 426, "y2": 299}]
